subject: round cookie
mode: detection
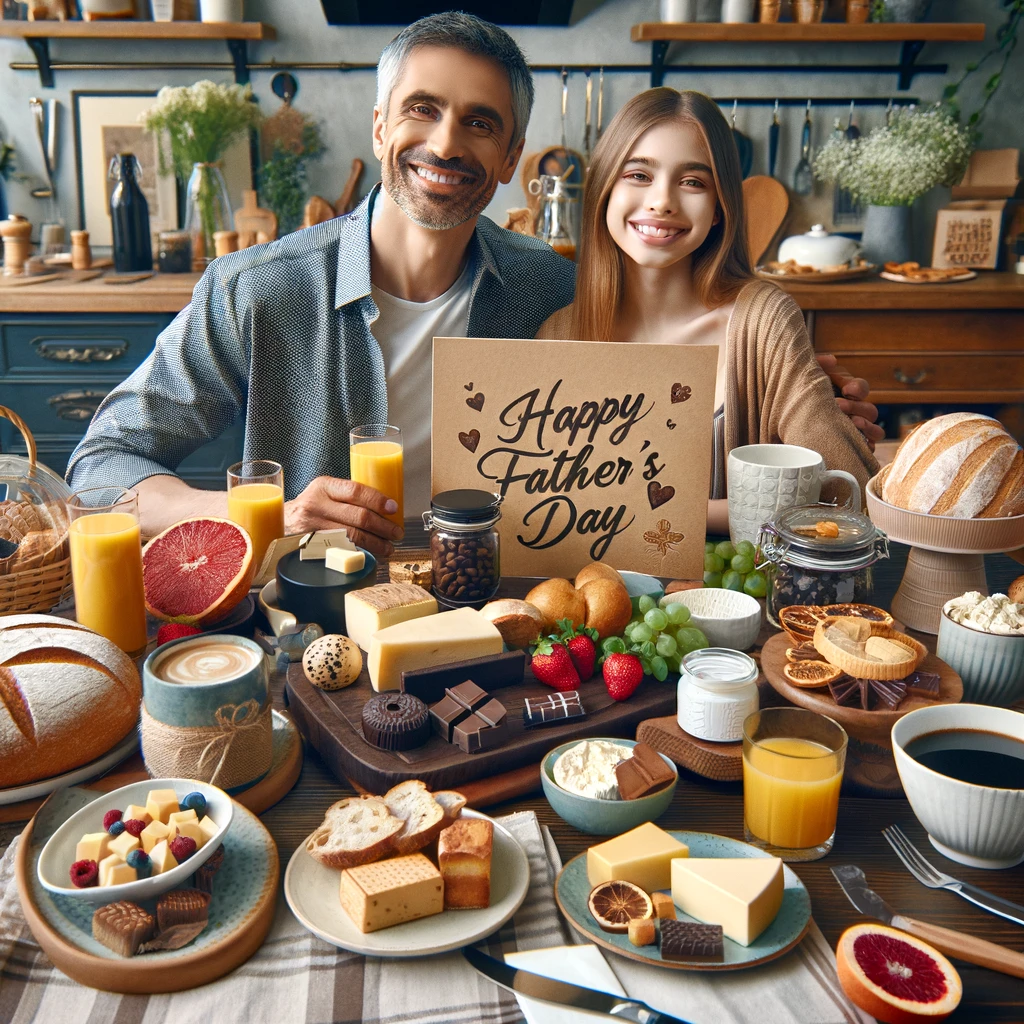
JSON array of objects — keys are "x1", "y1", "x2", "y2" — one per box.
[
  {"x1": 361, "y1": 692, "x2": 430, "y2": 750},
  {"x1": 302, "y1": 634, "x2": 362, "y2": 690}
]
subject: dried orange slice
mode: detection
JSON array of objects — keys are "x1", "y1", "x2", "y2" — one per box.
[
  {"x1": 822, "y1": 604, "x2": 893, "y2": 627},
  {"x1": 778, "y1": 605, "x2": 828, "y2": 642},
  {"x1": 783, "y1": 660, "x2": 842, "y2": 688},
  {"x1": 588, "y1": 880, "x2": 654, "y2": 933}
]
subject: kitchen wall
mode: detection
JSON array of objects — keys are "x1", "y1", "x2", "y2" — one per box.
[{"x1": 0, "y1": 0, "x2": 1020, "y2": 260}]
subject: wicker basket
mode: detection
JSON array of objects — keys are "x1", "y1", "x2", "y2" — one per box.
[{"x1": 0, "y1": 406, "x2": 73, "y2": 613}]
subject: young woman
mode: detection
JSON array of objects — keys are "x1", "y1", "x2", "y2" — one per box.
[{"x1": 537, "y1": 89, "x2": 878, "y2": 534}]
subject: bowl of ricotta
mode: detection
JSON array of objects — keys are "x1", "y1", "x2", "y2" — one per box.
[{"x1": 541, "y1": 738, "x2": 678, "y2": 835}]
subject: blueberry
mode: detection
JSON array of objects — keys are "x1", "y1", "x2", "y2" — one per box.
[
  {"x1": 127, "y1": 849, "x2": 152, "y2": 879},
  {"x1": 107, "y1": 819, "x2": 125, "y2": 837},
  {"x1": 182, "y1": 791, "x2": 207, "y2": 818}
]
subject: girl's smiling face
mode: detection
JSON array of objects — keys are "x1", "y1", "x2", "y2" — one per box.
[{"x1": 605, "y1": 120, "x2": 721, "y2": 271}]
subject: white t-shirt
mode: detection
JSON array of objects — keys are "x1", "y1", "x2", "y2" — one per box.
[{"x1": 370, "y1": 260, "x2": 474, "y2": 522}]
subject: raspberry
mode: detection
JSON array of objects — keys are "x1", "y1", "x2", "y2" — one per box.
[
  {"x1": 126, "y1": 849, "x2": 152, "y2": 879},
  {"x1": 123, "y1": 818, "x2": 146, "y2": 837},
  {"x1": 102, "y1": 809, "x2": 123, "y2": 831},
  {"x1": 157, "y1": 623, "x2": 203, "y2": 646},
  {"x1": 70, "y1": 859, "x2": 98, "y2": 888},
  {"x1": 107, "y1": 819, "x2": 125, "y2": 837},
  {"x1": 181, "y1": 792, "x2": 207, "y2": 818},
  {"x1": 169, "y1": 835, "x2": 197, "y2": 861}
]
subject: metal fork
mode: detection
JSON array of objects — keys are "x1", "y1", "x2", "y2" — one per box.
[{"x1": 883, "y1": 824, "x2": 1024, "y2": 927}]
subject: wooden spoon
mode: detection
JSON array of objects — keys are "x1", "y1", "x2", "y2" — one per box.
[{"x1": 334, "y1": 158, "x2": 364, "y2": 216}]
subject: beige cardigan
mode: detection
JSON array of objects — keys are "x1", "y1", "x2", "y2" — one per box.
[{"x1": 538, "y1": 279, "x2": 879, "y2": 502}]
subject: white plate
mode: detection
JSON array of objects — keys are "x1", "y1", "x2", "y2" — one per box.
[
  {"x1": 880, "y1": 269, "x2": 977, "y2": 284},
  {"x1": 37, "y1": 777, "x2": 233, "y2": 905},
  {"x1": 0, "y1": 729, "x2": 139, "y2": 807},
  {"x1": 284, "y1": 809, "x2": 530, "y2": 957}
]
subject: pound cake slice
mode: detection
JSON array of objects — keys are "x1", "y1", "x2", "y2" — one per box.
[{"x1": 438, "y1": 817, "x2": 493, "y2": 910}]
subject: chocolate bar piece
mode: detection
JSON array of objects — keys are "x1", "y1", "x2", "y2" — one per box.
[
  {"x1": 401, "y1": 650, "x2": 526, "y2": 703},
  {"x1": 474, "y1": 698, "x2": 506, "y2": 728},
  {"x1": 156, "y1": 888, "x2": 212, "y2": 931},
  {"x1": 906, "y1": 669, "x2": 941, "y2": 698},
  {"x1": 523, "y1": 690, "x2": 586, "y2": 728},
  {"x1": 430, "y1": 694, "x2": 471, "y2": 742},
  {"x1": 660, "y1": 919, "x2": 724, "y2": 963},
  {"x1": 92, "y1": 901, "x2": 156, "y2": 957},
  {"x1": 453, "y1": 711, "x2": 509, "y2": 754},
  {"x1": 447, "y1": 680, "x2": 489, "y2": 712},
  {"x1": 615, "y1": 742, "x2": 676, "y2": 800}
]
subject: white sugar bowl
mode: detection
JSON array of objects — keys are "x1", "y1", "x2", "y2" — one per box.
[{"x1": 777, "y1": 225, "x2": 860, "y2": 270}]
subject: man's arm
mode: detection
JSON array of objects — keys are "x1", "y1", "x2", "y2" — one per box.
[{"x1": 816, "y1": 353, "x2": 884, "y2": 450}]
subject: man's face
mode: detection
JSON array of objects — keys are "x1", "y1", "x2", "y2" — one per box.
[{"x1": 373, "y1": 45, "x2": 523, "y2": 230}]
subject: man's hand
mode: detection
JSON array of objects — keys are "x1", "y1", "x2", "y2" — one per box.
[
  {"x1": 816, "y1": 352, "x2": 885, "y2": 451},
  {"x1": 285, "y1": 477, "x2": 404, "y2": 558}
]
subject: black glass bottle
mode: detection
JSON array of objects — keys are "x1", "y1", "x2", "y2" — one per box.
[{"x1": 108, "y1": 153, "x2": 153, "y2": 273}]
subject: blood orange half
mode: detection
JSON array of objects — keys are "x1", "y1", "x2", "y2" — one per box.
[
  {"x1": 142, "y1": 517, "x2": 255, "y2": 627},
  {"x1": 836, "y1": 924, "x2": 962, "y2": 1024}
]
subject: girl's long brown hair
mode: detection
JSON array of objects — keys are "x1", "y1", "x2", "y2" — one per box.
[{"x1": 571, "y1": 88, "x2": 753, "y2": 341}]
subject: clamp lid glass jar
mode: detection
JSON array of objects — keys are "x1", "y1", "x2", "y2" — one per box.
[
  {"x1": 758, "y1": 503, "x2": 888, "y2": 626},
  {"x1": 677, "y1": 648, "x2": 759, "y2": 743},
  {"x1": 423, "y1": 489, "x2": 502, "y2": 608}
]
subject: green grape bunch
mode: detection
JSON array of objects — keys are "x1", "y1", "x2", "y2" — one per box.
[
  {"x1": 599, "y1": 598, "x2": 709, "y2": 681},
  {"x1": 703, "y1": 538, "x2": 767, "y2": 598}
]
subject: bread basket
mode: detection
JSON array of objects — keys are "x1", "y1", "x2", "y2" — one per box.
[{"x1": 0, "y1": 406, "x2": 73, "y2": 612}]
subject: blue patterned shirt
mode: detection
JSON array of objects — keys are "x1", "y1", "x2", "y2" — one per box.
[{"x1": 66, "y1": 186, "x2": 576, "y2": 499}]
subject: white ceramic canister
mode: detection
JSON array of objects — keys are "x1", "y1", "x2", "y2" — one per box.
[{"x1": 677, "y1": 648, "x2": 759, "y2": 743}]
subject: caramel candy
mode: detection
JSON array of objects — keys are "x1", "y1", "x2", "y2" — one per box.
[
  {"x1": 651, "y1": 892, "x2": 676, "y2": 920},
  {"x1": 615, "y1": 742, "x2": 676, "y2": 800},
  {"x1": 156, "y1": 887, "x2": 212, "y2": 931},
  {"x1": 92, "y1": 901, "x2": 156, "y2": 957},
  {"x1": 628, "y1": 917, "x2": 656, "y2": 946}
]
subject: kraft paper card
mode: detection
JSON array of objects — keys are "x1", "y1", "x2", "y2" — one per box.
[{"x1": 431, "y1": 337, "x2": 717, "y2": 580}]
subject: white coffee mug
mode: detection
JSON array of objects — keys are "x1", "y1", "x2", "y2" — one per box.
[{"x1": 727, "y1": 444, "x2": 861, "y2": 547}]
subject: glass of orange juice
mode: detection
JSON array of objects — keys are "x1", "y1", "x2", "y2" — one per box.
[
  {"x1": 68, "y1": 486, "x2": 148, "y2": 654},
  {"x1": 742, "y1": 707, "x2": 847, "y2": 862},
  {"x1": 227, "y1": 460, "x2": 285, "y2": 570},
  {"x1": 350, "y1": 424, "x2": 403, "y2": 528}
]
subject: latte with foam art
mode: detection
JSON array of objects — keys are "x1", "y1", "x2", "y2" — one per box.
[{"x1": 156, "y1": 641, "x2": 260, "y2": 685}]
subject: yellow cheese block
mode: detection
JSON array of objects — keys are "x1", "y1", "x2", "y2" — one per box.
[
  {"x1": 99, "y1": 853, "x2": 137, "y2": 887},
  {"x1": 148, "y1": 840, "x2": 178, "y2": 875},
  {"x1": 145, "y1": 788, "x2": 179, "y2": 824},
  {"x1": 325, "y1": 545, "x2": 366, "y2": 575},
  {"x1": 75, "y1": 832, "x2": 111, "y2": 864},
  {"x1": 198, "y1": 815, "x2": 219, "y2": 844},
  {"x1": 168, "y1": 809, "x2": 198, "y2": 828},
  {"x1": 123, "y1": 804, "x2": 152, "y2": 825},
  {"x1": 671, "y1": 857, "x2": 784, "y2": 947},
  {"x1": 346, "y1": 583, "x2": 438, "y2": 653},
  {"x1": 339, "y1": 852, "x2": 444, "y2": 933},
  {"x1": 587, "y1": 822, "x2": 689, "y2": 892},
  {"x1": 141, "y1": 819, "x2": 172, "y2": 854},
  {"x1": 108, "y1": 830, "x2": 141, "y2": 860},
  {"x1": 175, "y1": 820, "x2": 206, "y2": 849},
  {"x1": 367, "y1": 606, "x2": 502, "y2": 692}
]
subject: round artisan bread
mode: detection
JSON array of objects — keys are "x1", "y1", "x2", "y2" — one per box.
[
  {"x1": 880, "y1": 413, "x2": 1024, "y2": 518},
  {"x1": 0, "y1": 614, "x2": 142, "y2": 788},
  {"x1": 1010, "y1": 574, "x2": 1024, "y2": 606}
]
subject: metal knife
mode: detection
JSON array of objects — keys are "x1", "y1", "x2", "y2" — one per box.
[
  {"x1": 462, "y1": 945, "x2": 694, "y2": 1024},
  {"x1": 832, "y1": 866, "x2": 1024, "y2": 980}
]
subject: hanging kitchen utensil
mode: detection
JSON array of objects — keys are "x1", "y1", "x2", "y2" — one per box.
[
  {"x1": 596, "y1": 68, "x2": 605, "y2": 141},
  {"x1": 833, "y1": 100, "x2": 862, "y2": 226},
  {"x1": 582, "y1": 70, "x2": 593, "y2": 165},
  {"x1": 768, "y1": 99, "x2": 780, "y2": 179},
  {"x1": 28, "y1": 97, "x2": 56, "y2": 202},
  {"x1": 792, "y1": 100, "x2": 813, "y2": 196},
  {"x1": 742, "y1": 175, "x2": 789, "y2": 264},
  {"x1": 260, "y1": 72, "x2": 306, "y2": 162},
  {"x1": 730, "y1": 101, "x2": 753, "y2": 179},
  {"x1": 334, "y1": 158, "x2": 364, "y2": 216}
]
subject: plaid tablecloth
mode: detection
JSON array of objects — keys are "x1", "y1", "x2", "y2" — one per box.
[{"x1": 0, "y1": 811, "x2": 871, "y2": 1024}]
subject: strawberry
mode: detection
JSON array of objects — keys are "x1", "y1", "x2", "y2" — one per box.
[
  {"x1": 556, "y1": 618, "x2": 599, "y2": 682},
  {"x1": 530, "y1": 637, "x2": 581, "y2": 691},
  {"x1": 603, "y1": 653, "x2": 643, "y2": 701}
]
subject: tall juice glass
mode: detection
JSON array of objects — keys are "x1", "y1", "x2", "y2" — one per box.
[
  {"x1": 742, "y1": 707, "x2": 847, "y2": 862},
  {"x1": 227, "y1": 460, "x2": 285, "y2": 570},
  {"x1": 68, "y1": 486, "x2": 148, "y2": 654},
  {"x1": 350, "y1": 425, "x2": 403, "y2": 528}
]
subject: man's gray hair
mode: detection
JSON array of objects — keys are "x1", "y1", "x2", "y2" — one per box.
[{"x1": 376, "y1": 12, "x2": 534, "y2": 148}]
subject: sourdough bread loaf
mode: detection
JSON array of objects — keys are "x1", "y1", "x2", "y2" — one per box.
[
  {"x1": 880, "y1": 413, "x2": 1024, "y2": 518},
  {"x1": 0, "y1": 614, "x2": 142, "y2": 787}
]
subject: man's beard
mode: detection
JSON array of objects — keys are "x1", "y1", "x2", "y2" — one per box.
[{"x1": 382, "y1": 145, "x2": 496, "y2": 231}]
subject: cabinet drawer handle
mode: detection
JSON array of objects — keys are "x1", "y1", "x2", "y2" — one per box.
[
  {"x1": 35, "y1": 341, "x2": 128, "y2": 363},
  {"x1": 47, "y1": 390, "x2": 107, "y2": 422},
  {"x1": 893, "y1": 368, "x2": 928, "y2": 386}
]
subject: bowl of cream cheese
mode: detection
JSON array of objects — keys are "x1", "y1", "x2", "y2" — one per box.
[{"x1": 541, "y1": 738, "x2": 677, "y2": 835}]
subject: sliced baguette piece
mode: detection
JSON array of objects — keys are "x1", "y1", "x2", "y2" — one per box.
[
  {"x1": 385, "y1": 780, "x2": 446, "y2": 855},
  {"x1": 432, "y1": 790, "x2": 467, "y2": 825},
  {"x1": 305, "y1": 795, "x2": 403, "y2": 869}
]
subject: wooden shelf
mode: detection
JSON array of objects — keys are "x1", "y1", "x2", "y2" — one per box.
[
  {"x1": 0, "y1": 20, "x2": 273, "y2": 40},
  {"x1": 631, "y1": 22, "x2": 985, "y2": 43}
]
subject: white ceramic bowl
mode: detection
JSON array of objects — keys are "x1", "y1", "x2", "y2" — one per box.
[
  {"x1": 892, "y1": 704, "x2": 1024, "y2": 869},
  {"x1": 661, "y1": 588, "x2": 762, "y2": 651},
  {"x1": 37, "y1": 778, "x2": 232, "y2": 904},
  {"x1": 936, "y1": 611, "x2": 1024, "y2": 706}
]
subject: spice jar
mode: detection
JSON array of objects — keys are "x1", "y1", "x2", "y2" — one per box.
[
  {"x1": 422, "y1": 489, "x2": 502, "y2": 608},
  {"x1": 677, "y1": 649, "x2": 759, "y2": 743},
  {"x1": 758, "y1": 504, "x2": 888, "y2": 627}
]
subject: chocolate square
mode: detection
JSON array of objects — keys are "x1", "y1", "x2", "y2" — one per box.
[
  {"x1": 447, "y1": 680, "x2": 488, "y2": 712},
  {"x1": 401, "y1": 651, "x2": 526, "y2": 703},
  {"x1": 453, "y1": 712, "x2": 508, "y2": 754},
  {"x1": 615, "y1": 742, "x2": 675, "y2": 800},
  {"x1": 660, "y1": 920, "x2": 724, "y2": 963},
  {"x1": 522, "y1": 690, "x2": 586, "y2": 728},
  {"x1": 429, "y1": 694, "x2": 471, "y2": 742},
  {"x1": 474, "y1": 697, "x2": 506, "y2": 728}
]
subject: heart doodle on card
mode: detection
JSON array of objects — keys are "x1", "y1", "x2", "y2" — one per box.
[
  {"x1": 464, "y1": 382, "x2": 474, "y2": 391},
  {"x1": 647, "y1": 481, "x2": 675, "y2": 510},
  {"x1": 458, "y1": 429, "x2": 481, "y2": 453},
  {"x1": 667, "y1": 419, "x2": 676, "y2": 429},
  {"x1": 466, "y1": 393, "x2": 485, "y2": 412},
  {"x1": 671, "y1": 383, "x2": 691, "y2": 404}
]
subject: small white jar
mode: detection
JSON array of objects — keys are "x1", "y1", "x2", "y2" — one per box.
[{"x1": 677, "y1": 648, "x2": 759, "y2": 743}]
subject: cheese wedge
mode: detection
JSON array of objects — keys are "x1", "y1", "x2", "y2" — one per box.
[
  {"x1": 671, "y1": 857, "x2": 784, "y2": 947},
  {"x1": 174, "y1": 820, "x2": 206, "y2": 849},
  {"x1": 75, "y1": 832, "x2": 111, "y2": 864},
  {"x1": 339, "y1": 852, "x2": 444, "y2": 933},
  {"x1": 168, "y1": 809, "x2": 198, "y2": 828},
  {"x1": 145, "y1": 788, "x2": 179, "y2": 824},
  {"x1": 326, "y1": 545, "x2": 366, "y2": 575},
  {"x1": 346, "y1": 583, "x2": 438, "y2": 653},
  {"x1": 123, "y1": 804, "x2": 152, "y2": 826},
  {"x1": 148, "y1": 840, "x2": 178, "y2": 875},
  {"x1": 587, "y1": 822, "x2": 689, "y2": 892},
  {"x1": 366, "y1": 606, "x2": 502, "y2": 692},
  {"x1": 99, "y1": 853, "x2": 137, "y2": 887},
  {"x1": 198, "y1": 815, "x2": 219, "y2": 844},
  {"x1": 301, "y1": 528, "x2": 358, "y2": 561},
  {"x1": 140, "y1": 819, "x2": 172, "y2": 854},
  {"x1": 108, "y1": 830, "x2": 141, "y2": 861}
]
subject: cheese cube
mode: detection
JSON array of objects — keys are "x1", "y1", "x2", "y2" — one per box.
[
  {"x1": 145, "y1": 788, "x2": 179, "y2": 824},
  {"x1": 587, "y1": 822, "x2": 689, "y2": 892},
  {"x1": 99, "y1": 854, "x2": 137, "y2": 887},
  {"x1": 140, "y1": 819, "x2": 171, "y2": 854},
  {"x1": 671, "y1": 857, "x2": 784, "y2": 947},
  {"x1": 174, "y1": 820, "x2": 206, "y2": 849},
  {"x1": 75, "y1": 832, "x2": 111, "y2": 864},
  {"x1": 123, "y1": 804, "x2": 152, "y2": 826},
  {"x1": 198, "y1": 815, "x2": 219, "y2": 844},
  {"x1": 108, "y1": 830, "x2": 141, "y2": 860},
  {"x1": 300, "y1": 528, "x2": 357, "y2": 561},
  {"x1": 168, "y1": 809, "x2": 198, "y2": 828},
  {"x1": 148, "y1": 840, "x2": 178, "y2": 875},
  {"x1": 325, "y1": 545, "x2": 366, "y2": 575},
  {"x1": 367, "y1": 607, "x2": 502, "y2": 692},
  {"x1": 345, "y1": 583, "x2": 438, "y2": 653},
  {"x1": 339, "y1": 853, "x2": 444, "y2": 933}
]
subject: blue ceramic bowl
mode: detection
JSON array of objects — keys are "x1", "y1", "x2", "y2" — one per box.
[
  {"x1": 619, "y1": 571, "x2": 665, "y2": 616},
  {"x1": 541, "y1": 738, "x2": 678, "y2": 835}
]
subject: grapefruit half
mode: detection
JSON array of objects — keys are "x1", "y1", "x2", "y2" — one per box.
[
  {"x1": 142, "y1": 517, "x2": 255, "y2": 627},
  {"x1": 836, "y1": 923, "x2": 962, "y2": 1024}
]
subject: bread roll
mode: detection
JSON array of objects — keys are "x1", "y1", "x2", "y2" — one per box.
[
  {"x1": 1009, "y1": 574, "x2": 1024, "y2": 606},
  {"x1": 0, "y1": 500, "x2": 64, "y2": 574},
  {"x1": 524, "y1": 578, "x2": 586, "y2": 632},
  {"x1": 881, "y1": 413, "x2": 1024, "y2": 518},
  {"x1": 479, "y1": 599, "x2": 545, "y2": 648},
  {"x1": 580, "y1": 578, "x2": 633, "y2": 639},
  {"x1": 574, "y1": 562, "x2": 623, "y2": 589},
  {"x1": 0, "y1": 615, "x2": 141, "y2": 787}
]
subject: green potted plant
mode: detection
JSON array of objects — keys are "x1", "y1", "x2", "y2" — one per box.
[{"x1": 814, "y1": 104, "x2": 973, "y2": 264}]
